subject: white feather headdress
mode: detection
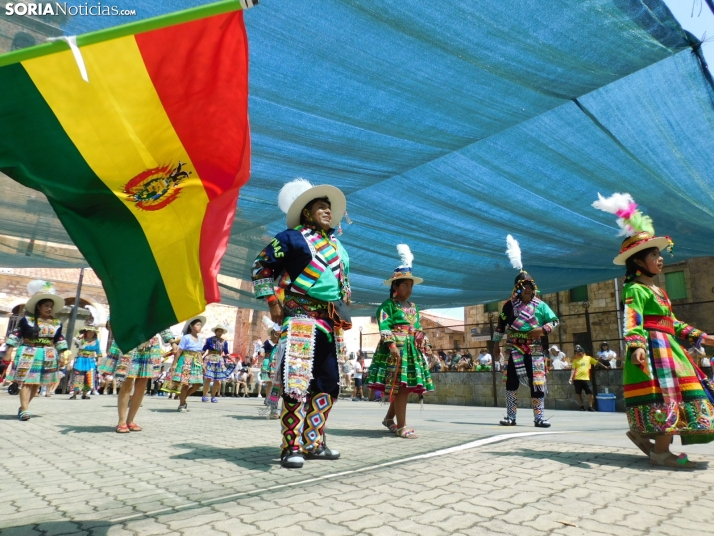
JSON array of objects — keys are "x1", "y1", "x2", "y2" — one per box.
[
  {"x1": 396, "y1": 244, "x2": 414, "y2": 268},
  {"x1": 277, "y1": 178, "x2": 314, "y2": 215},
  {"x1": 26, "y1": 280, "x2": 55, "y2": 296},
  {"x1": 505, "y1": 235, "x2": 523, "y2": 271},
  {"x1": 591, "y1": 192, "x2": 654, "y2": 237}
]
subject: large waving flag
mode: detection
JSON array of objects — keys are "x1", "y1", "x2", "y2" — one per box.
[{"x1": 0, "y1": 0, "x2": 254, "y2": 351}]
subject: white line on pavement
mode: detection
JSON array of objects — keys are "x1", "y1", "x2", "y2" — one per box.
[{"x1": 111, "y1": 430, "x2": 570, "y2": 523}]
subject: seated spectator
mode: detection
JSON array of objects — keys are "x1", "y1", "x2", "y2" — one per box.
[
  {"x1": 596, "y1": 342, "x2": 616, "y2": 369},
  {"x1": 457, "y1": 350, "x2": 474, "y2": 372},
  {"x1": 549, "y1": 345, "x2": 570, "y2": 370},
  {"x1": 475, "y1": 349, "x2": 492, "y2": 371},
  {"x1": 425, "y1": 345, "x2": 441, "y2": 372}
]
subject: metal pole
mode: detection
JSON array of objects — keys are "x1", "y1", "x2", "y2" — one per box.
[
  {"x1": 488, "y1": 313, "x2": 497, "y2": 407},
  {"x1": 62, "y1": 268, "x2": 85, "y2": 394},
  {"x1": 613, "y1": 278, "x2": 625, "y2": 365},
  {"x1": 359, "y1": 326, "x2": 363, "y2": 353},
  {"x1": 556, "y1": 291, "x2": 563, "y2": 350}
]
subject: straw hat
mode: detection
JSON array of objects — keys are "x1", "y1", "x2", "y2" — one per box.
[
  {"x1": 383, "y1": 244, "x2": 423, "y2": 286},
  {"x1": 278, "y1": 178, "x2": 346, "y2": 229},
  {"x1": 211, "y1": 323, "x2": 230, "y2": 335},
  {"x1": 24, "y1": 280, "x2": 65, "y2": 315},
  {"x1": 182, "y1": 315, "x2": 207, "y2": 335}
]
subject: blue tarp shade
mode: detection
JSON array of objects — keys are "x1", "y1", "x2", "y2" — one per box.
[{"x1": 0, "y1": 0, "x2": 713, "y2": 310}]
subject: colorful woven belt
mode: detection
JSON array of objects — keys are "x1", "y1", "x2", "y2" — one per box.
[
  {"x1": 22, "y1": 338, "x2": 53, "y2": 347},
  {"x1": 283, "y1": 292, "x2": 330, "y2": 320},
  {"x1": 643, "y1": 315, "x2": 674, "y2": 335}
]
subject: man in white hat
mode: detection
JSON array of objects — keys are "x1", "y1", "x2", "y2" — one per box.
[{"x1": 252, "y1": 178, "x2": 352, "y2": 469}]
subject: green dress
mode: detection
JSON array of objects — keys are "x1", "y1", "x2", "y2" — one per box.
[
  {"x1": 366, "y1": 298, "x2": 434, "y2": 396},
  {"x1": 622, "y1": 282, "x2": 714, "y2": 444}
]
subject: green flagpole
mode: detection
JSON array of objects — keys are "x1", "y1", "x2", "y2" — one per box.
[{"x1": 0, "y1": 0, "x2": 256, "y2": 68}]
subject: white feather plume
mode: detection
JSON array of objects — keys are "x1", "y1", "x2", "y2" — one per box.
[
  {"x1": 591, "y1": 192, "x2": 634, "y2": 215},
  {"x1": 277, "y1": 178, "x2": 314, "y2": 214},
  {"x1": 506, "y1": 235, "x2": 523, "y2": 271},
  {"x1": 396, "y1": 244, "x2": 414, "y2": 268},
  {"x1": 86, "y1": 304, "x2": 100, "y2": 325},
  {"x1": 26, "y1": 279, "x2": 54, "y2": 295}
]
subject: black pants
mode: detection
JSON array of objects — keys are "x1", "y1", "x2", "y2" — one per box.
[
  {"x1": 281, "y1": 328, "x2": 340, "y2": 402},
  {"x1": 505, "y1": 353, "x2": 544, "y2": 399}
]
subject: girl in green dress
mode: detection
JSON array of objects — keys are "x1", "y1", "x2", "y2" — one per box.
[
  {"x1": 367, "y1": 245, "x2": 434, "y2": 438},
  {"x1": 594, "y1": 193, "x2": 714, "y2": 469}
]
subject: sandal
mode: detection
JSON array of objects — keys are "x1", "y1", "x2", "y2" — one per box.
[
  {"x1": 18, "y1": 410, "x2": 31, "y2": 421},
  {"x1": 396, "y1": 426, "x2": 418, "y2": 439},
  {"x1": 626, "y1": 431, "x2": 653, "y2": 456},
  {"x1": 649, "y1": 450, "x2": 697, "y2": 469},
  {"x1": 116, "y1": 424, "x2": 130, "y2": 434},
  {"x1": 382, "y1": 417, "x2": 398, "y2": 433},
  {"x1": 127, "y1": 422, "x2": 142, "y2": 432}
]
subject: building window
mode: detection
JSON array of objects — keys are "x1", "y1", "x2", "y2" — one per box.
[
  {"x1": 484, "y1": 301, "x2": 499, "y2": 313},
  {"x1": 370, "y1": 316, "x2": 377, "y2": 324},
  {"x1": 665, "y1": 271, "x2": 687, "y2": 300},
  {"x1": 569, "y1": 285, "x2": 589, "y2": 303}
]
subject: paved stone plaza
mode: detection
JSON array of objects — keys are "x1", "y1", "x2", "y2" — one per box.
[{"x1": 0, "y1": 391, "x2": 711, "y2": 535}]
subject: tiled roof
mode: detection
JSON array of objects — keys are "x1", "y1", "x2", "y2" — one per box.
[{"x1": 5, "y1": 268, "x2": 103, "y2": 287}]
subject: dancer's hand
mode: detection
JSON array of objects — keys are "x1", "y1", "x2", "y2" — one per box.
[
  {"x1": 389, "y1": 344, "x2": 400, "y2": 359},
  {"x1": 702, "y1": 334, "x2": 714, "y2": 346},
  {"x1": 269, "y1": 301, "x2": 284, "y2": 325},
  {"x1": 631, "y1": 348, "x2": 647, "y2": 370},
  {"x1": 529, "y1": 327, "x2": 545, "y2": 339}
]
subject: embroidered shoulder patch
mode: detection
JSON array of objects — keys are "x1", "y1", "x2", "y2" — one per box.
[
  {"x1": 624, "y1": 297, "x2": 634, "y2": 305},
  {"x1": 380, "y1": 310, "x2": 389, "y2": 323}
]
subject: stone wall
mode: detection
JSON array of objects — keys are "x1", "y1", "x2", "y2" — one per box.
[{"x1": 418, "y1": 370, "x2": 659, "y2": 413}]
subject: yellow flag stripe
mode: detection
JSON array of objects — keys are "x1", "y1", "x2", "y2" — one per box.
[{"x1": 23, "y1": 36, "x2": 209, "y2": 320}]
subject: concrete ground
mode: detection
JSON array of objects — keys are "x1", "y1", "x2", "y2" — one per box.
[{"x1": 0, "y1": 390, "x2": 711, "y2": 535}]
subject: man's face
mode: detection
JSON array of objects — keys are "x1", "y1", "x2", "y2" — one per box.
[
  {"x1": 304, "y1": 199, "x2": 332, "y2": 230},
  {"x1": 520, "y1": 283, "x2": 534, "y2": 302}
]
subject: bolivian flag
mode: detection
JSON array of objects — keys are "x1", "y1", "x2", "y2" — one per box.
[{"x1": 0, "y1": 0, "x2": 254, "y2": 351}]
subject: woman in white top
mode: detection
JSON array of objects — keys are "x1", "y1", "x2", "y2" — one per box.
[
  {"x1": 170, "y1": 316, "x2": 206, "y2": 412},
  {"x1": 549, "y1": 346, "x2": 570, "y2": 370},
  {"x1": 597, "y1": 342, "x2": 618, "y2": 369}
]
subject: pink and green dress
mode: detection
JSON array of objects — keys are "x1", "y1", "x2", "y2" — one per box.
[
  {"x1": 367, "y1": 298, "x2": 434, "y2": 397},
  {"x1": 623, "y1": 282, "x2": 714, "y2": 444}
]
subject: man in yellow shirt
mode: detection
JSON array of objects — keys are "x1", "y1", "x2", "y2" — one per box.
[{"x1": 569, "y1": 345, "x2": 606, "y2": 411}]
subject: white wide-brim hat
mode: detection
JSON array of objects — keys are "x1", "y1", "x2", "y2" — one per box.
[
  {"x1": 211, "y1": 324, "x2": 230, "y2": 334},
  {"x1": 279, "y1": 179, "x2": 346, "y2": 229},
  {"x1": 25, "y1": 293, "x2": 65, "y2": 315},
  {"x1": 613, "y1": 232, "x2": 671, "y2": 265},
  {"x1": 182, "y1": 315, "x2": 207, "y2": 335}
]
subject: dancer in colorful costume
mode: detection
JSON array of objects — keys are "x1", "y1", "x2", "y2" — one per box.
[
  {"x1": 70, "y1": 324, "x2": 102, "y2": 400},
  {"x1": 201, "y1": 324, "x2": 235, "y2": 403},
  {"x1": 252, "y1": 178, "x2": 352, "y2": 469},
  {"x1": 493, "y1": 235, "x2": 559, "y2": 428},
  {"x1": 170, "y1": 316, "x2": 206, "y2": 412},
  {"x1": 5, "y1": 281, "x2": 69, "y2": 420},
  {"x1": 112, "y1": 321, "x2": 176, "y2": 433},
  {"x1": 260, "y1": 315, "x2": 282, "y2": 419},
  {"x1": 593, "y1": 193, "x2": 714, "y2": 468},
  {"x1": 367, "y1": 245, "x2": 434, "y2": 439}
]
